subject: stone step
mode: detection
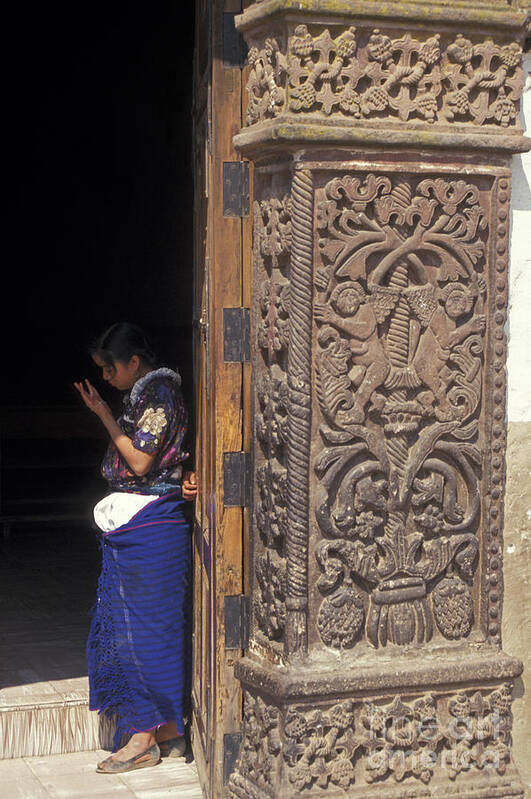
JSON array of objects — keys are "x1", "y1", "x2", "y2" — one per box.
[
  {"x1": 0, "y1": 748, "x2": 203, "y2": 798},
  {"x1": 0, "y1": 677, "x2": 114, "y2": 759}
]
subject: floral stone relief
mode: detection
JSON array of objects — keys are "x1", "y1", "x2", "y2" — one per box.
[
  {"x1": 228, "y1": 684, "x2": 516, "y2": 796},
  {"x1": 252, "y1": 190, "x2": 292, "y2": 645},
  {"x1": 244, "y1": 25, "x2": 523, "y2": 128}
]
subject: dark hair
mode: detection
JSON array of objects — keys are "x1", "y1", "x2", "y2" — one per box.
[{"x1": 90, "y1": 322, "x2": 159, "y2": 368}]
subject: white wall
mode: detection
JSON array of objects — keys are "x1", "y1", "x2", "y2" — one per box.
[
  {"x1": 505, "y1": 51, "x2": 531, "y2": 790},
  {"x1": 508, "y1": 53, "x2": 531, "y2": 423}
]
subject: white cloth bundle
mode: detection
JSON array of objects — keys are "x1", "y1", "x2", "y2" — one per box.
[{"x1": 93, "y1": 492, "x2": 158, "y2": 533}]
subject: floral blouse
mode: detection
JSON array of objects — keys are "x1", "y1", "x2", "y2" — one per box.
[{"x1": 101, "y1": 367, "x2": 190, "y2": 494}]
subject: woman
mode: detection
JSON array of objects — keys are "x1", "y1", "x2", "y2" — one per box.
[{"x1": 74, "y1": 322, "x2": 197, "y2": 773}]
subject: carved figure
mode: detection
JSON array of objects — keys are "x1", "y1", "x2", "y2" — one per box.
[
  {"x1": 314, "y1": 282, "x2": 389, "y2": 422},
  {"x1": 413, "y1": 280, "x2": 486, "y2": 419}
]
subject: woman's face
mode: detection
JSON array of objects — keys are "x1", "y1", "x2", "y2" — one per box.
[{"x1": 92, "y1": 353, "x2": 140, "y2": 391}]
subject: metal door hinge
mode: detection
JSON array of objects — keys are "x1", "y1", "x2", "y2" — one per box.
[
  {"x1": 223, "y1": 12, "x2": 247, "y2": 68},
  {"x1": 223, "y1": 452, "x2": 251, "y2": 507},
  {"x1": 224, "y1": 307, "x2": 250, "y2": 362},
  {"x1": 223, "y1": 161, "x2": 250, "y2": 217},
  {"x1": 224, "y1": 732, "x2": 243, "y2": 783},
  {"x1": 224, "y1": 595, "x2": 250, "y2": 650}
]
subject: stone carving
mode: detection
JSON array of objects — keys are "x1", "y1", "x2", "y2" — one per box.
[
  {"x1": 228, "y1": 684, "x2": 516, "y2": 796},
  {"x1": 228, "y1": 692, "x2": 281, "y2": 793},
  {"x1": 256, "y1": 462, "x2": 288, "y2": 550},
  {"x1": 359, "y1": 694, "x2": 440, "y2": 783},
  {"x1": 257, "y1": 278, "x2": 290, "y2": 354},
  {"x1": 253, "y1": 191, "x2": 292, "y2": 645},
  {"x1": 444, "y1": 36, "x2": 522, "y2": 127},
  {"x1": 314, "y1": 173, "x2": 487, "y2": 648},
  {"x1": 233, "y1": 0, "x2": 526, "y2": 793},
  {"x1": 254, "y1": 551, "x2": 287, "y2": 641},
  {"x1": 244, "y1": 26, "x2": 523, "y2": 128},
  {"x1": 285, "y1": 169, "x2": 314, "y2": 655},
  {"x1": 432, "y1": 574, "x2": 474, "y2": 639},
  {"x1": 289, "y1": 25, "x2": 442, "y2": 122},
  {"x1": 256, "y1": 371, "x2": 289, "y2": 458},
  {"x1": 254, "y1": 195, "x2": 292, "y2": 269},
  {"x1": 443, "y1": 683, "x2": 514, "y2": 779},
  {"x1": 283, "y1": 700, "x2": 359, "y2": 791},
  {"x1": 483, "y1": 175, "x2": 510, "y2": 647},
  {"x1": 246, "y1": 37, "x2": 288, "y2": 126},
  {"x1": 254, "y1": 195, "x2": 292, "y2": 362},
  {"x1": 316, "y1": 583, "x2": 365, "y2": 649}
]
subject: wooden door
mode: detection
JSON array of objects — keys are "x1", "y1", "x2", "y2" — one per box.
[{"x1": 191, "y1": 1, "x2": 251, "y2": 796}]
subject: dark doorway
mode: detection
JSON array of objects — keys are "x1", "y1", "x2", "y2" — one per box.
[{"x1": 1, "y1": 0, "x2": 196, "y2": 732}]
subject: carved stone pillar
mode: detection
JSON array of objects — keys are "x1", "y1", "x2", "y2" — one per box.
[{"x1": 229, "y1": 2, "x2": 529, "y2": 797}]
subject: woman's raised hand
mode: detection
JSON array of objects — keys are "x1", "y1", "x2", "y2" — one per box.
[{"x1": 74, "y1": 379, "x2": 110, "y2": 417}]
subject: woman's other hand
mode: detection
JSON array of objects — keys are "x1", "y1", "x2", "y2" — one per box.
[
  {"x1": 182, "y1": 471, "x2": 197, "y2": 501},
  {"x1": 74, "y1": 379, "x2": 110, "y2": 417}
]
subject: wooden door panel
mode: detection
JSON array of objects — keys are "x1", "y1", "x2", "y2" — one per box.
[{"x1": 192, "y1": 1, "x2": 248, "y2": 797}]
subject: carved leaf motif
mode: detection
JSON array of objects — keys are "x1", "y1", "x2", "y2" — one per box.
[
  {"x1": 229, "y1": 687, "x2": 516, "y2": 795},
  {"x1": 315, "y1": 327, "x2": 354, "y2": 421},
  {"x1": 256, "y1": 373, "x2": 289, "y2": 457},
  {"x1": 368, "y1": 285, "x2": 400, "y2": 323},
  {"x1": 404, "y1": 285, "x2": 437, "y2": 326}
]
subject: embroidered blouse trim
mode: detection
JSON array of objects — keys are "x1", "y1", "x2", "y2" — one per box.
[{"x1": 129, "y1": 367, "x2": 181, "y2": 407}]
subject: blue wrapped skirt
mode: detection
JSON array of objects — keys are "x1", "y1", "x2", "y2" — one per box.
[{"x1": 87, "y1": 491, "x2": 191, "y2": 750}]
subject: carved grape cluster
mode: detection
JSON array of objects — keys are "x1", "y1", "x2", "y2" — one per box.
[
  {"x1": 432, "y1": 575, "x2": 473, "y2": 639},
  {"x1": 317, "y1": 584, "x2": 365, "y2": 649},
  {"x1": 244, "y1": 26, "x2": 523, "y2": 128}
]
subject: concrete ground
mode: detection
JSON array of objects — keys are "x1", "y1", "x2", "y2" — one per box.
[{"x1": 0, "y1": 749, "x2": 204, "y2": 798}]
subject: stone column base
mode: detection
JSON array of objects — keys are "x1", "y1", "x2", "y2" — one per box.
[{"x1": 228, "y1": 651, "x2": 524, "y2": 798}]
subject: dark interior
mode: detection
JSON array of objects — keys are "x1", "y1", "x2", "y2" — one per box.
[{"x1": 1, "y1": 3, "x2": 196, "y2": 685}]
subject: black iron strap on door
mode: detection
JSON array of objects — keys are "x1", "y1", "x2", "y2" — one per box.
[
  {"x1": 223, "y1": 594, "x2": 249, "y2": 783},
  {"x1": 224, "y1": 595, "x2": 250, "y2": 650},
  {"x1": 224, "y1": 732, "x2": 243, "y2": 785},
  {"x1": 223, "y1": 307, "x2": 250, "y2": 363},
  {"x1": 223, "y1": 451, "x2": 251, "y2": 507},
  {"x1": 223, "y1": 162, "x2": 250, "y2": 217}
]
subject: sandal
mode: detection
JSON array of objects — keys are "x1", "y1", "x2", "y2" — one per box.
[
  {"x1": 96, "y1": 743, "x2": 160, "y2": 773},
  {"x1": 158, "y1": 736, "x2": 186, "y2": 758}
]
